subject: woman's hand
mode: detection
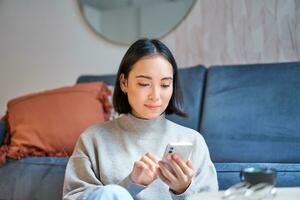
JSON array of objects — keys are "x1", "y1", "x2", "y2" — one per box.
[
  {"x1": 130, "y1": 152, "x2": 160, "y2": 186},
  {"x1": 158, "y1": 154, "x2": 194, "y2": 194}
]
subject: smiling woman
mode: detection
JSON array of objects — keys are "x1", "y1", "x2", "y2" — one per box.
[
  {"x1": 62, "y1": 38, "x2": 218, "y2": 200},
  {"x1": 78, "y1": 0, "x2": 196, "y2": 45}
]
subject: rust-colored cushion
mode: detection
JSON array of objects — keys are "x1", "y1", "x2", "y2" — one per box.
[{"x1": 0, "y1": 82, "x2": 112, "y2": 165}]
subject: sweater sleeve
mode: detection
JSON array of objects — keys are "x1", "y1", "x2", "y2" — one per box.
[
  {"x1": 62, "y1": 129, "x2": 147, "y2": 200},
  {"x1": 63, "y1": 135, "x2": 104, "y2": 200},
  {"x1": 118, "y1": 175, "x2": 147, "y2": 196},
  {"x1": 169, "y1": 135, "x2": 219, "y2": 200}
]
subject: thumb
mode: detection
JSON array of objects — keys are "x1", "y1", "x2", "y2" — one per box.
[{"x1": 186, "y1": 160, "x2": 193, "y2": 169}]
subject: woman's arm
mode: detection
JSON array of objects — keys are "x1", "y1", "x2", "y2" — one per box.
[{"x1": 63, "y1": 136, "x2": 104, "y2": 200}]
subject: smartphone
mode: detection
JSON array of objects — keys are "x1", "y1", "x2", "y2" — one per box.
[{"x1": 162, "y1": 142, "x2": 193, "y2": 173}]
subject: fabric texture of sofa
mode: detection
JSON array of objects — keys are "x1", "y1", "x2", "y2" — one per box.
[
  {"x1": 0, "y1": 62, "x2": 299, "y2": 200},
  {"x1": 201, "y1": 62, "x2": 300, "y2": 189}
]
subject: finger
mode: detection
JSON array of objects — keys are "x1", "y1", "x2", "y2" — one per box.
[
  {"x1": 186, "y1": 160, "x2": 193, "y2": 169},
  {"x1": 134, "y1": 161, "x2": 157, "y2": 178},
  {"x1": 141, "y1": 155, "x2": 158, "y2": 172},
  {"x1": 132, "y1": 161, "x2": 156, "y2": 184},
  {"x1": 157, "y1": 168, "x2": 171, "y2": 185},
  {"x1": 168, "y1": 157, "x2": 185, "y2": 179},
  {"x1": 172, "y1": 154, "x2": 194, "y2": 177},
  {"x1": 146, "y1": 152, "x2": 159, "y2": 166},
  {"x1": 134, "y1": 160, "x2": 149, "y2": 170},
  {"x1": 158, "y1": 161, "x2": 177, "y2": 183}
]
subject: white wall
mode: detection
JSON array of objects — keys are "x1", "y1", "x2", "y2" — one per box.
[
  {"x1": 164, "y1": 0, "x2": 300, "y2": 68},
  {"x1": 0, "y1": 0, "x2": 127, "y2": 114}
]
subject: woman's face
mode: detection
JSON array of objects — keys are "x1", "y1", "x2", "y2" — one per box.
[{"x1": 120, "y1": 55, "x2": 173, "y2": 120}]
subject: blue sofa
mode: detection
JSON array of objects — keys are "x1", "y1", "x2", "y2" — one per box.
[{"x1": 0, "y1": 61, "x2": 299, "y2": 200}]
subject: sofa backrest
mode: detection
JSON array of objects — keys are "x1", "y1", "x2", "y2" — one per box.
[
  {"x1": 166, "y1": 65, "x2": 206, "y2": 130},
  {"x1": 0, "y1": 120, "x2": 6, "y2": 145},
  {"x1": 77, "y1": 65, "x2": 206, "y2": 131},
  {"x1": 201, "y1": 61, "x2": 300, "y2": 163}
]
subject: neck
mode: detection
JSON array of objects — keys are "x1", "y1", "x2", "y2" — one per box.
[
  {"x1": 117, "y1": 113, "x2": 167, "y2": 139},
  {"x1": 130, "y1": 111, "x2": 164, "y2": 120}
]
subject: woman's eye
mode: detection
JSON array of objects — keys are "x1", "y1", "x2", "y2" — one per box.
[
  {"x1": 161, "y1": 84, "x2": 170, "y2": 88},
  {"x1": 138, "y1": 83, "x2": 149, "y2": 87}
]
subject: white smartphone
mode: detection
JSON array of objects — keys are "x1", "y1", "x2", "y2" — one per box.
[{"x1": 162, "y1": 142, "x2": 193, "y2": 173}]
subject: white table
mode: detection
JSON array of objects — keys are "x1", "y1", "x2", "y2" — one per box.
[{"x1": 187, "y1": 187, "x2": 300, "y2": 200}]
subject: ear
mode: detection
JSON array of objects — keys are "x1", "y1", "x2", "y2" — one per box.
[{"x1": 119, "y1": 73, "x2": 128, "y2": 94}]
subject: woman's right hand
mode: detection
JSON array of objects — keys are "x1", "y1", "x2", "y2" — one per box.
[{"x1": 130, "y1": 152, "x2": 159, "y2": 186}]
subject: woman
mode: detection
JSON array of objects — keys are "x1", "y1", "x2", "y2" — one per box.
[{"x1": 63, "y1": 39, "x2": 218, "y2": 200}]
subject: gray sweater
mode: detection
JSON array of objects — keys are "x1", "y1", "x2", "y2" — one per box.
[{"x1": 63, "y1": 114, "x2": 218, "y2": 200}]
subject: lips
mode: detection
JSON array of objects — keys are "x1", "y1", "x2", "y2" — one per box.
[{"x1": 144, "y1": 104, "x2": 161, "y2": 109}]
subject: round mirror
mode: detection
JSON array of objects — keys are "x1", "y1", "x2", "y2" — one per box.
[{"x1": 78, "y1": 0, "x2": 196, "y2": 45}]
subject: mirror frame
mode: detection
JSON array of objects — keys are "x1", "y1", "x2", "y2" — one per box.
[{"x1": 77, "y1": 0, "x2": 197, "y2": 46}]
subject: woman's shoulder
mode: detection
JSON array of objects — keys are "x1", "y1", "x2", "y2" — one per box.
[
  {"x1": 166, "y1": 119, "x2": 198, "y2": 134},
  {"x1": 80, "y1": 118, "x2": 119, "y2": 140},
  {"x1": 165, "y1": 119, "x2": 205, "y2": 141}
]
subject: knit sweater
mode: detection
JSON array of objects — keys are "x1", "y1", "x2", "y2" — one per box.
[{"x1": 63, "y1": 114, "x2": 218, "y2": 200}]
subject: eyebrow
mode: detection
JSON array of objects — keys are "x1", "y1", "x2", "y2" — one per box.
[{"x1": 136, "y1": 75, "x2": 173, "y2": 80}]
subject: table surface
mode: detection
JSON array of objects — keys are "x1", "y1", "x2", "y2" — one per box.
[{"x1": 187, "y1": 187, "x2": 300, "y2": 200}]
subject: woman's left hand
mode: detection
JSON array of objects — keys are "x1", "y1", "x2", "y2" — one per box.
[{"x1": 158, "y1": 154, "x2": 194, "y2": 194}]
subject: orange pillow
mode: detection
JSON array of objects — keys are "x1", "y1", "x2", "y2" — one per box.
[{"x1": 0, "y1": 82, "x2": 112, "y2": 164}]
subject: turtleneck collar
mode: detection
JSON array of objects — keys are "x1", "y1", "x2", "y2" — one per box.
[{"x1": 117, "y1": 113, "x2": 167, "y2": 139}]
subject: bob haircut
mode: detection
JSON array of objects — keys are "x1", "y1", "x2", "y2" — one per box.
[{"x1": 113, "y1": 38, "x2": 187, "y2": 117}]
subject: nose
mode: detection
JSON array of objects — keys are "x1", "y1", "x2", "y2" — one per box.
[{"x1": 149, "y1": 86, "x2": 160, "y2": 101}]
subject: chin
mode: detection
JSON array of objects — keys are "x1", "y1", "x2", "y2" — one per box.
[
  {"x1": 133, "y1": 111, "x2": 159, "y2": 120},
  {"x1": 133, "y1": 107, "x2": 165, "y2": 120}
]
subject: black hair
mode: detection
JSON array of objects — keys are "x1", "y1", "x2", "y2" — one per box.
[{"x1": 113, "y1": 38, "x2": 187, "y2": 117}]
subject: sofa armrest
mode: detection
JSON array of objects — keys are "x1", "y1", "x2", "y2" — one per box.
[{"x1": 0, "y1": 120, "x2": 6, "y2": 145}]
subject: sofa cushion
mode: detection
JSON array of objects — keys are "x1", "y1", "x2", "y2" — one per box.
[
  {"x1": 201, "y1": 62, "x2": 300, "y2": 162},
  {"x1": 0, "y1": 157, "x2": 68, "y2": 200},
  {"x1": 77, "y1": 65, "x2": 206, "y2": 131},
  {"x1": 1, "y1": 82, "x2": 111, "y2": 164},
  {"x1": 77, "y1": 75, "x2": 120, "y2": 120}
]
